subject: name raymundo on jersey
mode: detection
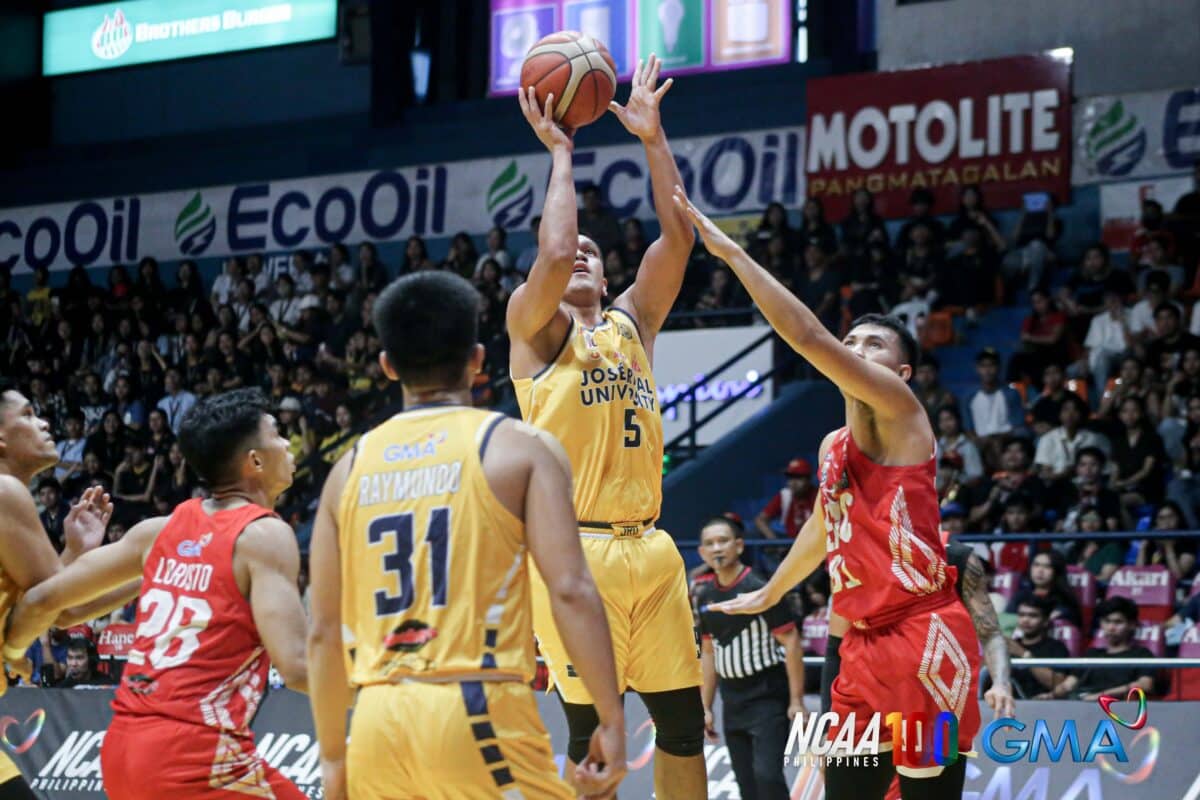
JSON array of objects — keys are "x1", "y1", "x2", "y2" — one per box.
[
  {"x1": 578, "y1": 362, "x2": 656, "y2": 410},
  {"x1": 356, "y1": 460, "x2": 464, "y2": 507}
]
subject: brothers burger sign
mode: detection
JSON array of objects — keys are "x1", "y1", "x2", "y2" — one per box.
[{"x1": 805, "y1": 52, "x2": 1073, "y2": 218}]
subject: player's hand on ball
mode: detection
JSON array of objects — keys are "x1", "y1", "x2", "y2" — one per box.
[
  {"x1": 985, "y1": 683, "x2": 1016, "y2": 718},
  {"x1": 709, "y1": 585, "x2": 773, "y2": 616},
  {"x1": 672, "y1": 185, "x2": 738, "y2": 261},
  {"x1": 64, "y1": 486, "x2": 113, "y2": 556},
  {"x1": 575, "y1": 720, "x2": 626, "y2": 799},
  {"x1": 608, "y1": 54, "x2": 673, "y2": 142},
  {"x1": 518, "y1": 86, "x2": 574, "y2": 152},
  {"x1": 319, "y1": 756, "x2": 346, "y2": 800}
]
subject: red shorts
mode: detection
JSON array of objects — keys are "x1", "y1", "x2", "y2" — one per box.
[
  {"x1": 101, "y1": 714, "x2": 306, "y2": 800},
  {"x1": 830, "y1": 600, "x2": 980, "y2": 772}
]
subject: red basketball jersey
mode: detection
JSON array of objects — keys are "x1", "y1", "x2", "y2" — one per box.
[
  {"x1": 113, "y1": 498, "x2": 274, "y2": 735},
  {"x1": 818, "y1": 427, "x2": 954, "y2": 626}
]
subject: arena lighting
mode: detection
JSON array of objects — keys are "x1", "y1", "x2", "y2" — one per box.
[
  {"x1": 410, "y1": 18, "x2": 431, "y2": 104},
  {"x1": 1048, "y1": 46, "x2": 1075, "y2": 62}
]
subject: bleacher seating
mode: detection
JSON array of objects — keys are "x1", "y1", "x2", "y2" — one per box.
[
  {"x1": 1066, "y1": 566, "x2": 1097, "y2": 632},
  {"x1": 1050, "y1": 619, "x2": 1084, "y2": 657},
  {"x1": 1090, "y1": 623, "x2": 1166, "y2": 657},
  {"x1": 1170, "y1": 624, "x2": 1200, "y2": 700},
  {"x1": 801, "y1": 610, "x2": 830, "y2": 656},
  {"x1": 1104, "y1": 566, "x2": 1177, "y2": 624},
  {"x1": 989, "y1": 570, "x2": 1021, "y2": 605}
]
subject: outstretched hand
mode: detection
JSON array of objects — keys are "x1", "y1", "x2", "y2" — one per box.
[
  {"x1": 63, "y1": 486, "x2": 113, "y2": 556},
  {"x1": 609, "y1": 54, "x2": 674, "y2": 141},
  {"x1": 517, "y1": 86, "x2": 574, "y2": 152},
  {"x1": 672, "y1": 185, "x2": 739, "y2": 261},
  {"x1": 708, "y1": 586, "x2": 775, "y2": 616}
]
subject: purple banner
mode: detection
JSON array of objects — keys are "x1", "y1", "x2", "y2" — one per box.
[{"x1": 488, "y1": 0, "x2": 792, "y2": 95}]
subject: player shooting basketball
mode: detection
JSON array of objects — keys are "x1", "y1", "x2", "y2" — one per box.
[
  {"x1": 508, "y1": 55, "x2": 708, "y2": 798},
  {"x1": 676, "y1": 187, "x2": 983, "y2": 800}
]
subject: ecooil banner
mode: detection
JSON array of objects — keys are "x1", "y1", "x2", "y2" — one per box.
[
  {"x1": 1073, "y1": 87, "x2": 1200, "y2": 185},
  {"x1": 0, "y1": 689, "x2": 1195, "y2": 798},
  {"x1": 0, "y1": 126, "x2": 804, "y2": 275}
]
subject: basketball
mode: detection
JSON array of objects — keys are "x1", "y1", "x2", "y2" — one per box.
[{"x1": 520, "y1": 31, "x2": 617, "y2": 130}]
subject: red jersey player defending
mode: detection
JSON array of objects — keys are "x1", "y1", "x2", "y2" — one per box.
[
  {"x1": 4, "y1": 389, "x2": 309, "y2": 800},
  {"x1": 677, "y1": 187, "x2": 981, "y2": 800}
]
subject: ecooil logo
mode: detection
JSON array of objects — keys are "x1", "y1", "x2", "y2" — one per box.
[
  {"x1": 1082, "y1": 99, "x2": 1146, "y2": 177},
  {"x1": 487, "y1": 160, "x2": 534, "y2": 230},
  {"x1": 91, "y1": 9, "x2": 133, "y2": 61},
  {"x1": 175, "y1": 192, "x2": 217, "y2": 256}
]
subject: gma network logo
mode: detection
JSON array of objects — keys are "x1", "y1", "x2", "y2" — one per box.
[
  {"x1": 0, "y1": 709, "x2": 47, "y2": 755},
  {"x1": 982, "y1": 689, "x2": 1151, "y2": 765}
]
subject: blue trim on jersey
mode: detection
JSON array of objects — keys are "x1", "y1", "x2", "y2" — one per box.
[
  {"x1": 607, "y1": 305, "x2": 643, "y2": 342},
  {"x1": 484, "y1": 629, "x2": 498, "y2": 648},
  {"x1": 481, "y1": 745, "x2": 504, "y2": 765},
  {"x1": 471, "y1": 721, "x2": 496, "y2": 741},
  {"x1": 404, "y1": 401, "x2": 463, "y2": 412},
  {"x1": 461, "y1": 681, "x2": 487, "y2": 716},
  {"x1": 491, "y1": 767, "x2": 515, "y2": 787},
  {"x1": 481, "y1": 653, "x2": 497, "y2": 669},
  {"x1": 527, "y1": 318, "x2": 575, "y2": 382},
  {"x1": 478, "y1": 414, "x2": 505, "y2": 461}
]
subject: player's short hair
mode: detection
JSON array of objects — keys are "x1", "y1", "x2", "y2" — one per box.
[
  {"x1": 374, "y1": 272, "x2": 480, "y2": 388},
  {"x1": 701, "y1": 515, "x2": 744, "y2": 539},
  {"x1": 849, "y1": 314, "x2": 919, "y2": 369},
  {"x1": 177, "y1": 388, "x2": 271, "y2": 486},
  {"x1": 0, "y1": 376, "x2": 17, "y2": 411}
]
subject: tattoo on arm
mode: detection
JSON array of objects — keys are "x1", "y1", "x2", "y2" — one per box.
[{"x1": 963, "y1": 555, "x2": 1011, "y2": 688}]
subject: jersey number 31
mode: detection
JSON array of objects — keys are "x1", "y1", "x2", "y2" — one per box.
[{"x1": 369, "y1": 508, "x2": 451, "y2": 617}]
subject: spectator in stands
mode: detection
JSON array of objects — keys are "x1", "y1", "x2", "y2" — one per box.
[
  {"x1": 966, "y1": 348, "x2": 1026, "y2": 469},
  {"x1": 1008, "y1": 596, "x2": 1071, "y2": 700},
  {"x1": 77, "y1": 372, "x2": 112, "y2": 435},
  {"x1": 1004, "y1": 193, "x2": 1062, "y2": 294},
  {"x1": 25, "y1": 266, "x2": 52, "y2": 327},
  {"x1": 1137, "y1": 237, "x2": 1185, "y2": 293},
  {"x1": 1029, "y1": 363, "x2": 1068, "y2": 437},
  {"x1": 54, "y1": 412, "x2": 87, "y2": 483},
  {"x1": 937, "y1": 405, "x2": 984, "y2": 488},
  {"x1": 936, "y1": 450, "x2": 969, "y2": 506},
  {"x1": 269, "y1": 274, "x2": 302, "y2": 327},
  {"x1": 1076, "y1": 290, "x2": 1133, "y2": 390},
  {"x1": 796, "y1": 237, "x2": 841, "y2": 333},
  {"x1": 210, "y1": 257, "x2": 244, "y2": 307},
  {"x1": 578, "y1": 184, "x2": 622, "y2": 256},
  {"x1": 1131, "y1": 270, "x2": 1179, "y2": 345},
  {"x1": 1070, "y1": 507, "x2": 1124, "y2": 582},
  {"x1": 990, "y1": 496, "x2": 1040, "y2": 573},
  {"x1": 1010, "y1": 289, "x2": 1070, "y2": 386},
  {"x1": 1052, "y1": 597, "x2": 1156, "y2": 700},
  {"x1": 898, "y1": 222, "x2": 941, "y2": 301},
  {"x1": 1035, "y1": 394, "x2": 1110, "y2": 489},
  {"x1": 1145, "y1": 302, "x2": 1200, "y2": 375},
  {"x1": 144, "y1": 408, "x2": 174, "y2": 459},
  {"x1": 1006, "y1": 550, "x2": 1083, "y2": 627},
  {"x1": 1059, "y1": 245, "x2": 1134, "y2": 339},
  {"x1": 947, "y1": 184, "x2": 1007, "y2": 256},
  {"x1": 87, "y1": 410, "x2": 128, "y2": 473},
  {"x1": 515, "y1": 216, "x2": 540, "y2": 275},
  {"x1": 619, "y1": 218, "x2": 648, "y2": 272},
  {"x1": 941, "y1": 501, "x2": 967, "y2": 536},
  {"x1": 940, "y1": 224, "x2": 998, "y2": 316},
  {"x1": 754, "y1": 458, "x2": 816, "y2": 540},
  {"x1": 475, "y1": 227, "x2": 511, "y2": 276},
  {"x1": 894, "y1": 188, "x2": 946, "y2": 252},
  {"x1": 156, "y1": 368, "x2": 197, "y2": 433},
  {"x1": 112, "y1": 442, "x2": 161, "y2": 526},
  {"x1": 54, "y1": 637, "x2": 113, "y2": 688},
  {"x1": 798, "y1": 198, "x2": 837, "y2": 255},
  {"x1": 64, "y1": 451, "x2": 111, "y2": 500},
  {"x1": 756, "y1": 202, "x2": 800, "y2": 256},
  {"x1": 913, "y1": 355, "x2": 956, "y2": 424},
  {"x1": 1057, "y1": 446, "x2": 1123, "y2": 533},
  {"x1": 968, "y1": 437, "x2": 1047, "y2": 531},
  {"x1": 36, "y1": 477, "x2": 68, "y2": 552},
  {"x1": 167, "y1": 260, "x2": 208, "y2": 318},
  {"x1": 1171, "y1": 160, "x2": 1200, "y2": 268},
  {"x1": 356, "y1": 242, "x2": 388, "y2": 293},
  {"x1": 1098, "y1": 356, "x2": 1161, "y2": 425},
  {"x1": 1135, "y1": 501, "x2": 1196, "y2": 582},
  {"x1": 1109, "y1": 396, "x2": 1166, "y2": 516},
  {"x1": 692, "y1": 266, "x2": 744, "y2": 327},
  {"x1": 846, "y1": 240, "x2": 897, "y2": 319},
  {"x1": 839, "y1": 188, "x2": 886, "y2": 258},
  {"x1": 112, "y1": 375, "x2": 146, "y2": 430},
  {"x1": 1166, "y1": 399, "x2": 1200, "y2": 525},
  {"x1": 1131, "y1": 200, "x2": 1176, "y2": 267}
]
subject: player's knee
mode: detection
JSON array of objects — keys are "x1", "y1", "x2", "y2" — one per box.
[
  {"x1": 561, "y1": 701, "x2": 601, "y2": 765},
  {"x1": 641, "y1": 688, "x2": 705, "y2": 758}
]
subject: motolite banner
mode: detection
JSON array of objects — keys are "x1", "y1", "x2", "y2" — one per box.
[
  {"x1": 1, "y1": 690, "x2": 1197, "y2": 798},
  {"x1": 1073, "y1": 86, "x2": 1200, "y2": 184},
  {"x1": 805, "y1": 53, "x2": 1074, "y2": 218},
  {"x1": 0, "y1": 126, "x2": 803, "y2": 275}
]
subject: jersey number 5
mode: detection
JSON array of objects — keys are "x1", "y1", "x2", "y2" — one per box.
[
  {"x1": 623, "y1": 409, "x2": 641, "y2": 448},
  {"x1": 369, "y1": 507, "x2": 451, "y2": 617}
]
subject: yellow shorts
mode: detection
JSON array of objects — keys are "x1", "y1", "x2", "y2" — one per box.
[
  {"x1": 531, "y1": 527, "x2": 701, "y2": 705},
  {"x1": 348, "y1": 681, "x2": 572, "y2": 800},
  {"x1": 0, "y1": 750, "x2": 21, "y2": 785}
]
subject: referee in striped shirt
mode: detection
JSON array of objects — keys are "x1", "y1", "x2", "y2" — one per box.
[{"x1": 694, "y1": 516, "x2": 804, "y2": 800}]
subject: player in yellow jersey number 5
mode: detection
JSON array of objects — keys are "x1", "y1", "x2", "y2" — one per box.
[
  {"x1": 508, "y1": 54, "x2": 707, "y2": 799},
  {"x1": 307, "y1": 272, "x2": 625, "y2": 800}
]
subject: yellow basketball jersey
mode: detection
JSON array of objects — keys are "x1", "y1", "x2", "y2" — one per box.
[
  {"x1": 0, "y1": 566, "x2": 18, "y2": 699},
  {"x1": 337, "y1": 405, "x2": 534, "y2": 686},
  {"x1": 514, "y1": 309, "x2": 662, "y2": 524}
]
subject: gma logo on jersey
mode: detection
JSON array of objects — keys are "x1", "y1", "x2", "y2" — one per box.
[
  {"x1": 982, "y1": 688, "x2": 1149, "y2": 764},
  {"x1": 784, "y1": 710, "x2": 962, "y2": 768}
]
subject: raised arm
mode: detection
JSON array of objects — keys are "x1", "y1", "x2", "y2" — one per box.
[
  {"x1": 610, "y1": 55, "x2": 694, "y2": 336},
  {"x1": 237, "y1": 516, "x2": 308, "y2": 693},
  {"x1": 675, "y1": 188, "x2": 924, "y2": 421},
  {"x1": 505, "y1": 88, "x2": 577, "y2": 346},
  {"x1": 4, "y1": 514, "x2": 166, "y2": 657},
  {"x1": 0, "y1": 483, "x2": 110, "y2": 591},
  {"x1": 307, "y1": 452, "x2": 354, "y2": 800}
]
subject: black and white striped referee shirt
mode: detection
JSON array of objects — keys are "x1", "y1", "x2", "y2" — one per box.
[{"x1": 695, "y1": 566, "x2": 796, "y2": 681}]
